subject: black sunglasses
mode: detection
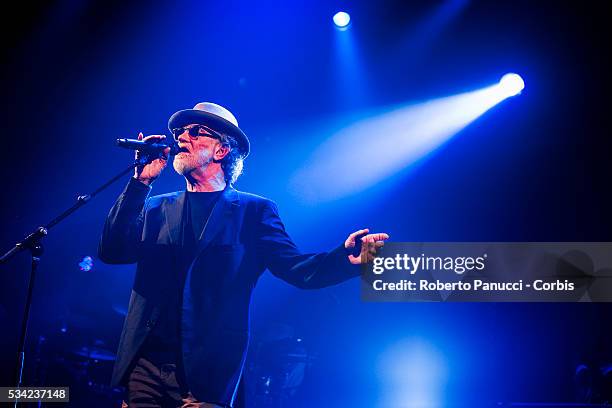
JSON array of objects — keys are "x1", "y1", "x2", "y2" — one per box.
[{"x1": 172, "y1": 125, "x2": 222, "y2": 141}]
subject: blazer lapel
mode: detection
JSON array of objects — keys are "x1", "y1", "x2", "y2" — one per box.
[
  {"x1": 163, "y1": 192, "x2": 186, "y2": 246},
  {"x1": 197, "y1": 186, "x2": 239, "y2": 253}
]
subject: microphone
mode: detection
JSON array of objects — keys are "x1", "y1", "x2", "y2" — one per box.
[{"x1": 116, "y1": 138, "x2": 179, "y2": 155}]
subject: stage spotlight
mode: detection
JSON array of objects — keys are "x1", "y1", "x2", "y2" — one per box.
[
  {"x1": 333, "y1": 11, "x2": 351, "y2": 28},
  {"x1": 498, "y1": 73, "x2": 525, "y2": 97},
  {"x1": 376, "y1": 338, "x2": 448, "y2": 407}
]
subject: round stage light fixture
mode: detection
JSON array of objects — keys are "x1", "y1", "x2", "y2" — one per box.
[
  {"x1": 499, "y1": 73, "x2": 525, "y2": 97},
  {"x1": 333, "y1": 11, "x2": 351, "y2": 28}
]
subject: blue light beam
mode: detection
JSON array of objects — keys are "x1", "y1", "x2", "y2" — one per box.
[
  {"x1": 333, "y1": 11, "x2": 367, "y2": 108},
  {"x1": 289, "y1": 78, "x2": 522, "y2": 203}
]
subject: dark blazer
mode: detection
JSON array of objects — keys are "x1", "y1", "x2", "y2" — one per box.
[{"x1": 98, "y1": 178, "x2": 359, "y2": 407}]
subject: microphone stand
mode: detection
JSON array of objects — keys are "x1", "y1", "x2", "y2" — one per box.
[{"x1": 0, "y1": 154, "x2": 156, "y2": 400}]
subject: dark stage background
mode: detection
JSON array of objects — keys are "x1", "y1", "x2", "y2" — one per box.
[{"x1": 1, "y1": 0, "x2": 611, "y2": 406}]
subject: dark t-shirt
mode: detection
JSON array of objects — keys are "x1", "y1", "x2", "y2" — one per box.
[
  {"x1": 140, "y1": 190, "x2": 222, "y2": 364},
  {"x1": 188, "y1": 190, "x2": 222, "y2": 241}
]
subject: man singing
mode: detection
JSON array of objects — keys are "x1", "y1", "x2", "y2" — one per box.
[{"x1": 99, "y1": 102, "x2": 389, "y2": 408}]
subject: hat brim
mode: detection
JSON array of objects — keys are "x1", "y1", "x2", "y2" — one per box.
[{"x1": 168, "y1": 109, "x2": 250, "y2": 157}]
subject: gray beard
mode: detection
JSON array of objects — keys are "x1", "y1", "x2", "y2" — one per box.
[{"x1": 172, "y1": 152, "x2": 213, "y2": 176}]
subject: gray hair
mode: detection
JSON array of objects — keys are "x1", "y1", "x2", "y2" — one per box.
[{"x1": 218, "y1": 133, "x2": 245, "y2": 185}]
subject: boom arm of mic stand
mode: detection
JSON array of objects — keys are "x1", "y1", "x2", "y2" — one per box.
[{"x1": 0, "y1": 158, "x2": 149, "y2": 264}]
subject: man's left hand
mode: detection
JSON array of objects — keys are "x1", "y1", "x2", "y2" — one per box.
[{"x1": 345, "y1": 228, "x2": 390, "y2": 265}]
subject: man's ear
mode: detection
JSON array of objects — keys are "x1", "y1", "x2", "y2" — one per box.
[{"x1": 214, "y1": 144, "x2": 231, "y2": 162}]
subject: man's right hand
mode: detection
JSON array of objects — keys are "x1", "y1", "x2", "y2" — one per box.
[{"x1": 134, "y1": 133, "x2": 171, "y2": 186}]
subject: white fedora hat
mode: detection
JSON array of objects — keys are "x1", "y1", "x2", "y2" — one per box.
[{"x1": 168, "y1": 102, "x2": 250, "y2": 157}]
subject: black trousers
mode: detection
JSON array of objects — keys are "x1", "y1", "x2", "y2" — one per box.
[{"x1": 126, "y1": 356, "x2": 224, "y2": 408}]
